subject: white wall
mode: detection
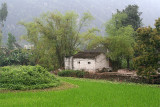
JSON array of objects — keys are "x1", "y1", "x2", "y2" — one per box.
[
  {"x1": 73, "y1": 58, "x2": 96, "y2": 72},
  {"x1": 24, "y1": 45, "x2": 34, "y2": 50},
  {"x1": 64, "y1": 57, "x2": 73, "y2": 70},
  {"x1": 64, "y1": 53, "x2": 111, "y2": 72},
  {"x1": 95, "y1": 53, "x2": 109, "y2": 70}
]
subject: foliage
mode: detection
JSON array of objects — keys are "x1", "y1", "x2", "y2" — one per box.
[
  {"x1": 0, "y1": 49, "x2": 30, "y2": 66},
  {"x1": 118, "y1": 4, "x2": 143, "y2": 31},
  {"x1": 106, "y1": 4, "x2": 143, "y2": 69},
  {"x1": 121, "y1": 59, "x2": 134, "y2": 70},
  {"x1": 58, "y1": 70, "x2": 86, "y2": 78},
  {"x1": 20, "y1": 11, "x2": 96, "y2": 70},
  {"x1": 105, "y1": 12, "x2": 135, "y2": 69},
  {"x1": 0, "y1": 2, "x2": 8, "y2": 26},
  {"x1": 6, "y1": 33, "x2": 16, "y2": 50},
  {"x1": 0, "y1": 2, "x2": 8, "y2": 47},
  {"x1": 134, "y1": 18, "x2": 160, "y2": 79},
  {"x1": 105, "y1": 12, "x2": 128, "y2": 36},
  {"x1": 107, "y1": 26, "x2": 135, "y2": 60},
  {"x1": 0, "y1": 30, "x2": 2, "y2": 47},
  {"x1": 0, "y1": 65, "x2": 60, "y2": 90},
  {"x1": 80, "y1": 28, "x2": 104, "y2": 50}
]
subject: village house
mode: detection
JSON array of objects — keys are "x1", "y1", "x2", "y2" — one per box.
[
  {"x1": 64, "y1": 50, "x2": 112, "y2": 72},
  {"x1": 24, "y1": 44, "x2": 34, "y2": 50}
]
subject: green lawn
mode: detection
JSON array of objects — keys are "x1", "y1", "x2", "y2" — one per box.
[{"x1": 0, "y1": 77, "x2": 160, "y2": 107}]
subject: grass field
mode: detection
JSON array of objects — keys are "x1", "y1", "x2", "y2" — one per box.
[{"x1": 0, "y1": 77, "x2": 160, "y2": 107}]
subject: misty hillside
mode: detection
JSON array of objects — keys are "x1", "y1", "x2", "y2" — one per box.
[{"x1": 1, "y1": 0, "x2": 160, "y2": 44}]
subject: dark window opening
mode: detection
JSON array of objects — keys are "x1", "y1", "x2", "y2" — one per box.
[
  {"x1": 78, "y1": 61, "x2": 80, "y2": 64},
  {"x1": 88, "y1": 62, "x2": 91, "y2": 64}
]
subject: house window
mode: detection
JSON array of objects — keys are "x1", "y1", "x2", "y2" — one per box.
[
  {"x1": 78, "y1": 61, "x2": 80, "y2": 64},
  {"x1": 88, "y1": 62, "x2": 91, "y2": 64}
]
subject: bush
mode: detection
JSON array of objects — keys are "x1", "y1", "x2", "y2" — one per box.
[
  {"x1": 0, "y1": 65, "x2": 60, "y2": 90},
  {"x1": 58, "y1": 70, "x2": 86, "y2": 78},
  {"x1": 0, "y1": 49, "x2": 30, "y2": 66}
]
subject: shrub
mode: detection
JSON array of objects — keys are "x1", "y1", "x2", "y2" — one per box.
[
  {"x1": 0, "y1": 65, "x2": 60, "y2": 90},
  {"x1": 0, "y1": 49, "x2": 30, "y2": 66},
  {"x1": 58, "y1": 70, "x2": 86, "y2": 78}
]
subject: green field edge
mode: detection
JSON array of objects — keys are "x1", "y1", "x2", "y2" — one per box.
[{"x1": 0, "y1": 81, "x2": 78, "y2": 93}]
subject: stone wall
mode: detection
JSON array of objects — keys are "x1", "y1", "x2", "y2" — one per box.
[{"x1": 84, "y1": 72, "x2": 160, "y2": 84}]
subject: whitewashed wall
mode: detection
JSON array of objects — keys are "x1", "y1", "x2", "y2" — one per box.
[
  {"x1": 95, "y1": 53, "x2": 109, "y2": 70},
  {"x1": 64, "y1": 57, "x2": 73, "y2": 70},
  {"x1": 73, "y1": 58, "x2": 96, "y2": 72},
  {"x1": 64, "y1": 53, "x2": 111, "y2": 72}
]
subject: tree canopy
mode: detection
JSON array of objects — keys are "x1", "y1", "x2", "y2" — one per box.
[
  {"x1": 20, "y1": 11, "x2": 97, "y2": 70},
  {"x1": 0, "y1": 3, "x2": 8, "y2": 27},
  {"x1": 134, "y1": 18, "x2": 160, "y2": 78},
  {"x1": 7, "y1": 33, "x2": 16, "y2": 50},
  {"x1": 0, "y1": 2, "x2": 8, "y2": 47},
  {"x1": 105, "y1": 12, "x2": 135, "y2": 69},
  {"x1": 118, "y1": 4, "x2": 143, "y2": 31}
]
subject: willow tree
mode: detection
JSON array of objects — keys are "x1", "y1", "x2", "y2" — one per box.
[{"x1": 21, "y1": 11, "x2": 96, "y2": 69}]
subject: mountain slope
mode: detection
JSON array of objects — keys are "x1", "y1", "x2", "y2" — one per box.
[{"x1": 0, "y1": 0, "x2": 160, "y2": 44}]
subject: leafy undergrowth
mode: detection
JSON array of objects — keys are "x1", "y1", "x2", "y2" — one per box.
[
  {"x1": 0, "y1": 77, "x2": 160, "y2": 107},
  {"x1": 58, "y1": 70, "x2": 86, "y2": 78},
  {"x1": 0, "y1": 65, "x2": 60, "y2": 90}
]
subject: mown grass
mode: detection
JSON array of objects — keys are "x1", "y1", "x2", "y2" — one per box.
[{"x1": 0, "y1": 77, "x2": 160, "y2": 107}]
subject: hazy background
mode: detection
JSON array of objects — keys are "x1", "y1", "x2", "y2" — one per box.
[{"x1": 0, "y1": 0, "x2": 160, "y2": 45}]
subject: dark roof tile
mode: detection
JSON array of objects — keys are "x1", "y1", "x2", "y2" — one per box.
[{"x1": 73, "y1": 52, "x2": 102, "y2": 59}]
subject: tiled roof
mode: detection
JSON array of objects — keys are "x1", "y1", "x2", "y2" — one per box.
[{"x1": 73, "y1": 52, "x2": 102, "y2": 59}]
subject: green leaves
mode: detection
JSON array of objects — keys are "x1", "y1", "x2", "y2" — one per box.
[
  {"x1": 0, "y1": 29, "x2": 2, "y2": 47},
  {"x1": 121, "y1": 4, "x2": 143, "y2": 30},
  {"x1": 0, "y1": 3, "x2": 8, "y2": 26},
  {"x1": 6, "y1": 33, "x2": 16, "y2": 50},
  {"x1": 0, "y1": 3, "x2": 8, "y2": 47},
  {"x1": 0, "y1": 65, "x2": 60, "y2": 90},
  {"x1": 105, "y1": 13, "x2": 128, "y2": 36},
  {"x1": 134, "y1": 18, "x2": 160, "y2": 78},
  {"x1": 105, "y1": 11, "x2": 135, "y2": 69},
  {"x1": 0, "y1": 49, "x2": 29, "y2": 66},
  {"x1": 58, "y1": 70, "x2": 86, "y2": 78},
  {"x1": 20, "y1": 11, "x2": 96, "y2": 69}
]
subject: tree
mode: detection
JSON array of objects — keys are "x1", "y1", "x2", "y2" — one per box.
[
  {"x1": 105, "y1": 12, "x2": 128, "y2": 36},
  {"x1": 0, "y1": 3, "x2": 8, "y2": 48},
  {"x1": 108, "y1": 4, "x2": 143, "y2": 69},
  {"x1": 0, "y1": 31, "x2": 2, "y2": 47},
  {"x1": 78, "y1": 27, "x2": 103, "y2": 49},
  {"x1": 119, "y1": 4, "x2": 143, "y2": 31},
  {"x1": 0, "y1": 3, "x2": 8, "y2": 27},
  {"x1": 20, "y1": 11, "x2": 96, "y2": 70},
  {"x1": 134, "y1": 18, "x2": 160, "y2": 79},
  {"x1": 7, "y1": 33, "x2": 16, "y2": 50},
  {"x1": 105, "y1": 12, "x2": 135, "y2": 69}
]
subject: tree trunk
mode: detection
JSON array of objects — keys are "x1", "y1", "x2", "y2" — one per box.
[{"x1": 127, "y1": 57, "x2": 130, "y2": 70}]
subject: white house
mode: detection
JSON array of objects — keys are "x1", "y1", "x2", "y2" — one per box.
[
  {"x1": 64, "y1": 51, "x2": 112, "y2": 72},
  {"x1": 24, "y1": 44, "x2": 34, "y2": 50}
]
